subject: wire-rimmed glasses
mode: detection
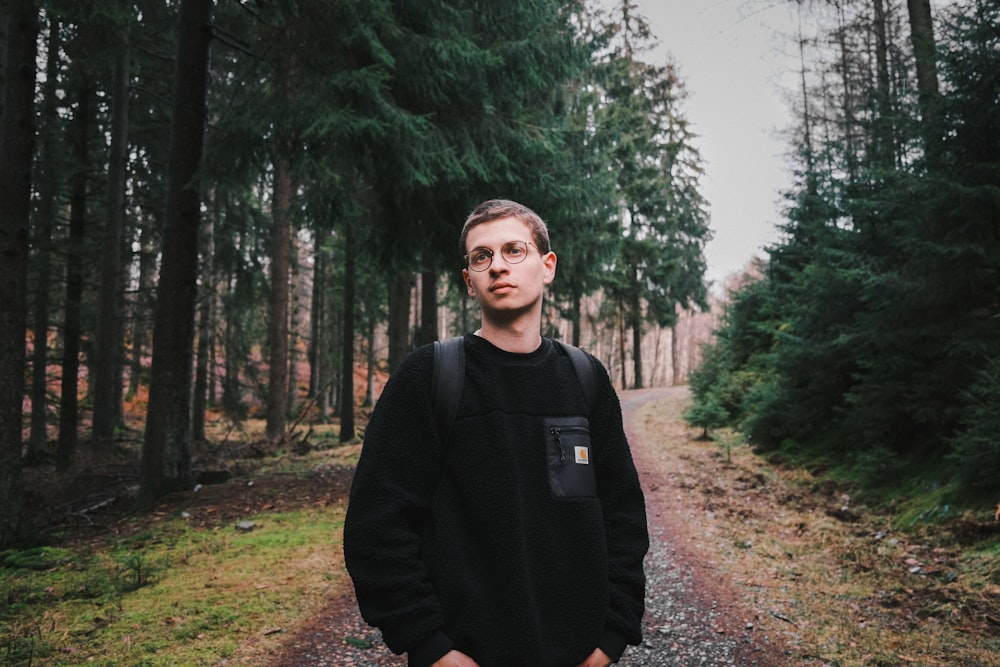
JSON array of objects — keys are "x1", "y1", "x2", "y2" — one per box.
[{"x1": 464, "y1": 240, "x2": 537, "y2": 272}]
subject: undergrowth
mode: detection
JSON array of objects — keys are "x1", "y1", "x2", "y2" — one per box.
[
  {"x1": 1, "y1": 438, "x2": 351, "y2": 667},
  {"x1": 638, "y1": 395, "x2": 1000, "y2": 667}
]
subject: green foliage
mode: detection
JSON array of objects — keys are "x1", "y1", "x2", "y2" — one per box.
[
  {"x1": 111, "y1": 549, "x2": 163, "y2": 592},
  {"x1": 690, "y1": 0, "x2": 1000, "y2": 496},
  {"x1": 949, "y1": 357, "x2": 1000, "y2": 497},
  {"x1": 1, "y1": 547, "x2": 75, "y2": 570},
  {"x1": 683, "y1": 395, "x2": 727, "y2": 440}
]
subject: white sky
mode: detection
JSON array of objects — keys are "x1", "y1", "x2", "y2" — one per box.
[{"x1": 626, "y1": 0, "x2": 803, "y2": 288}]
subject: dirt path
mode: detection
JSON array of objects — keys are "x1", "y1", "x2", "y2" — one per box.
[
  {"x1": 268, "y1": 387, "x2": 787, "y2": 666},
  {"x1": 620, "y1": 387, "x2": 786, "y2": 666}
]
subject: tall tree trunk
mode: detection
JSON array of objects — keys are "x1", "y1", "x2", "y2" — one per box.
[
  {"x1": 0, "y1": 0, "x2": 38, "y2": 547},
  {"x1": 287, "y1": 231, "x2": 301, "y2": 418},
  {"x1": 221, "y1": 209, "x2": 247, "y2": 420},
  {"x1": 127, "y1": 216, "x2": 156, "y2": 400},
  {"x1": 418, "y1": 262, "x2": 437, "y2": 346},
  {"x1": 339, "y1": 224, "x2": 357, "y2": 442},
  {"x1": 905, "y1": 0, "x2": 941, "y2": 167},
  {"x1": 387, "y1": 270, "x2": 412, "y2": 372},
  {"x1": 56, "y1": 70, "x2": 91, "y2": 470},
  {"x1": 671, "y1": 325, "x2": 681, "y2": 386},
  {"x1": 307, "y1": 239, "x2": 325, "y2": 398},
  {"x1": 631, "y1": 310, "x2": 643, "y2": 390},
  {"x1": 93, "y1": 16, "x2": 131, "y2": 454},
  {"x1": 872, "y1": 0, "x2": 895, "y2": 170},
  {"x1": 192, "y1": 200, "x2": 215, "y2": 445},
  {"x1": 617, "y1": 304, "x2": 627, "y2": 389},
  {"x1": 139, "y1": 0, "x2": 213, "y2": 507},
  {"x1": 265, "y1": 152, "x2": 292, "y2": 441},
  {"x1": 796, "y1": 5, "x2": 816, "y2": 181},
  {"x1": 571, "y1": 291, "x2": 582, "y2": 348},
  {"x1": 28, "y1": 15, "x2": 62, "y2": 462},
  {"x1": 364, "y1": 320, "x2": 376, "y2": 407},
  {"x1": 837, "y1": 3, "x2": 858, "y2": 179}
]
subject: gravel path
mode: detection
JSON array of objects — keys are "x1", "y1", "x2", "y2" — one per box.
[{"x1": 271, "y1": 388, "x2": 787, "y2": 666}]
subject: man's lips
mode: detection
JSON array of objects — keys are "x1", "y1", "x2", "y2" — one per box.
[{"x1": 489, "y1": 282, "x2": 515, "y2": 292}]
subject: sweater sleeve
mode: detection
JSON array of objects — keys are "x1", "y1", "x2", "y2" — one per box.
[
  {"x1": 588, "y1": 355, "x2": 650, "y2": 653},
  {"x1": 342, "y1": 345, "x2": 453, "y2": 664}
]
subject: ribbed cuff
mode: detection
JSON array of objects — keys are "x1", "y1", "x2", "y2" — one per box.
[{"x1": 406, "y1": 630, "x2": 454, "y2": 667}]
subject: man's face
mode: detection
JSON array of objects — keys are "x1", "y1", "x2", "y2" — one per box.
[{"x1": 462, "y1": 216, "x2": 557, "y2": 322}]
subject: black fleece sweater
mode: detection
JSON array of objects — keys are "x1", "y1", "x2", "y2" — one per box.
[{"x1": 343, "y1": 335, "x2": 649, "y2": 667}]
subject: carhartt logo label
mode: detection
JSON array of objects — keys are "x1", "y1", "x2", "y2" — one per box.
[{"x1": 574, "y1": 446, "x2": 589, "y2": 465}]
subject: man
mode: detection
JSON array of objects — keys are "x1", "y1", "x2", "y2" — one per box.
[{"x1": 344, "y1": 199, "x2": 649, "y2": 666}]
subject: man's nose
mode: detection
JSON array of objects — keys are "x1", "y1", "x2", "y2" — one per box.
[{"x1": 488, "y1": 253, "x2": 510, "y2": 272}]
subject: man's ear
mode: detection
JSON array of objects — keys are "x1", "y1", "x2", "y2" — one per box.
[
  {"x1": 542, "y1": 251, "x2": 557, "y2": 285},
  {"x1": 463, "y1": 268, "x2": 476, "y2": 296}
]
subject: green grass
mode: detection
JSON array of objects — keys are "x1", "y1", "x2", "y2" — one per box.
[{"x1": 1, "y1": 504, "x2": 347, "y2": 666}]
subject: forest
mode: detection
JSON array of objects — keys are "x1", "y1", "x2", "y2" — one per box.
[
  {"x1": 686, "y1": 0, "x2": 1000, "y2": 503},
  {"x1": 0, "y1": 0, "x2": 715, "y2": 548},
  {"x1": 3, "y1": 1, "x2": 1000, "y2": 663}
]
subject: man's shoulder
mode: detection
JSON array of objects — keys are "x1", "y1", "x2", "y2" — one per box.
[{"x1": 386, "y1": 343, "x2": 436, "y2": 391}]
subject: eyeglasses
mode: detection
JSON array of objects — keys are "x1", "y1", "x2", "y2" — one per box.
[{"x1": 464, "y1": 240, "x2": 537, "y2": 272}]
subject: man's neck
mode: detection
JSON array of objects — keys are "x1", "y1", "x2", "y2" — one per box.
[{"x1": 475, "y1": 320, "x2": 543, "y2": 354}]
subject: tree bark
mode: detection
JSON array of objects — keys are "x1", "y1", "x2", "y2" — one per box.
[
  {"x1": 0, "y1": 0, "x2": 38, "y2": 547},
  {"x1": 307, "y1": 240, "x2": 325, "y2": 399},
  {"x1": 418, "y1": 263, "x2": 438, "y2": 346},
  {"x1": 93, "y1": 14, "x2": 131, "y2": 454},
  {"x1": 28, "y1": 15, "x2": 62, "y2": 461},
  {"x1": 265, "y1": 152, "x2": 293, "y2": 441},
  {"x1": 287, "y1": 231, "x2": 301, "y2": 418},
  {"x1": 56, "y1": 65, "x2": 91, "y2": 470},
  {"x1": 127, "y1": 216, "x2": 156, "y2": 400},
  {"x1": 387, "y1": 270, "x2": 412, "y2": 372},
  {"x1": 905, "y1": 0, "x2": 941, "y2": 167},
  {"x1": 192, "y1": 199, "x2": 215, "y2": 445},
  {"x1": 872, "y1": 0, "x2": 895, "y2": 170},
  {"x1": 571, "y1": 291, "x2": 582, "y2": 348},
  {"x1": 139, "y1": 0, "x2": 213, "y2": 507},
  {"x1": 671, "y1": 325, "x2": 681, "y2": 386},
  {"x1": 364, "y1": 320, "x2": 376, "y2": 407},
  {"x1": 618, "y1": 304, "x2": 627, "y2": 389},
  {"x1": 631, "y1": 282, "x2": 643, "y2": 389},
  {"x1": 339, "y1": 224, "x2": 357, "y2": 442}
]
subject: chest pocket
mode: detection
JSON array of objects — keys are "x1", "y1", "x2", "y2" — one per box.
[{"x1": 543, "y1": 416, "x2": 596, "y2": 498}]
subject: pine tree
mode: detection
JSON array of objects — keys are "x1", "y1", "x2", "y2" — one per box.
[{"x1": 598, "y1": 3, "x2": 710, "y2": 388}]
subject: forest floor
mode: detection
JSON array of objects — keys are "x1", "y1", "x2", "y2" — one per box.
[{"x1": 7, "y1": 387, "x2": 1000, "y2": 666}]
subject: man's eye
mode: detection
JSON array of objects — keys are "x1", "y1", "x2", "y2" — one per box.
[
  {"x1": 505, "y1": 244, "x2": 524, "y2": 256},
  {"x1": 472, "y1": 251, "x2": 490, "y2": 264}
]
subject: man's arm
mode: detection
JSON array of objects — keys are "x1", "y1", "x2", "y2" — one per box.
[
  {"x1": 589, "y1": 358, "x2": 650, "y2": 661},
  {"x1": 343, "y1": 345, "x2": 454, "y2": 664}
]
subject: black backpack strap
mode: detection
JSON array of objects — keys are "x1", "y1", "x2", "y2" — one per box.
[
  {"x1": 434, "y1": 337, "x2": 595, "y2": 444},
  {"x1": 432, "y1": 336, "x2": 465, "y2": 445},
  {"x1": 554, "y1": 340, "x2": 598, "y2": 415}
]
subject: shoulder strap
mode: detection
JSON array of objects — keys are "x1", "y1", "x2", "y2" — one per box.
[
  {"x1": 554, "y1": 340, "x2": 598, "y2": 415},
  {"x1": 432, "y1": 337, "x2": 465, "y2": 445},
  {"x1": 432, "y1": 337, "x2": 598, "y2": 445}
]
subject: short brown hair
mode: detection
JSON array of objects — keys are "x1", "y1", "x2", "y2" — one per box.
[{"x1": 459, "y1": 199, "x2": 551, "y2": 257}]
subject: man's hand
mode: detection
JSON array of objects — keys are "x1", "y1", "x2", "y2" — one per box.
[
  {"x1": 431, "y1": 650, "x2": 480, "y2": 666},
  {"x1": 577, "y1": 647, "x2": 614, "y2": 667}
]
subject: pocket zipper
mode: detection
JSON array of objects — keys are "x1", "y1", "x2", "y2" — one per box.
[{"x1": 549, "y1": 425, "x2": 589, "y2": 462}]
